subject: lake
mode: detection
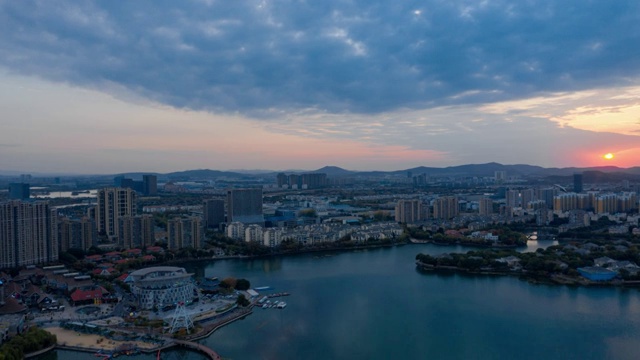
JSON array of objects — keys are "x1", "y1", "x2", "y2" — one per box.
[{"x1": 40, "y1": 241, "x2": 640, "y2": 360}]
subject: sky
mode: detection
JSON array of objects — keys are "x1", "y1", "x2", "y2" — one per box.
[{"x1": 1, "y1": 0, "x2": 640, "y2": 174}]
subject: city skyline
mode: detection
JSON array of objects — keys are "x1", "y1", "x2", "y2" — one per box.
[{"x1": 1, "y1": 1, "x2": 640, "y2": 173}]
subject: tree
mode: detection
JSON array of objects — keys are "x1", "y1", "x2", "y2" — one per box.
[
  {"x1": 372, "y1": 210, "x2": 391, "y2": 222},
  {"x1": 298, "y1": 208, "x2": 317, "y2": 218},
  {"x1": 220, "y1": 277, "x2": 237, "y2": 289},
  {"x1": 236, "y1": 278, "x2": 251, "y2": 291},
  {"x1": 236, "y1": 294, "x2": 250, "y2": 307}
]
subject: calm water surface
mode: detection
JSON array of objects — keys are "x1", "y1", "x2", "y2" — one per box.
[{"x1": 42, "y1": 242, "x2": 640, "y2": 360}]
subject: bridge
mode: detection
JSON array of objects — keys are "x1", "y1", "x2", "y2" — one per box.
[{"x1": 173, "y1": 340, "x2": 221, "y2": 360}]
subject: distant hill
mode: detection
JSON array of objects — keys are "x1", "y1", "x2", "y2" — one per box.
[
  {"x1": 313, "y1": 166, "x2": 356, "y2": 177},
  {"x1": 5, "y1": 163, "x2": 640, "y2": 181},
  {"x1": 382, "y1": 163, "x2": 640, "y2": 178},
  {"x1": 164, "y1": 169, "x2": 247, "y2": 180}
]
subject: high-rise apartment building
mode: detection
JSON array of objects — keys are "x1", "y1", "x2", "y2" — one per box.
[
  {"x1": 203, "y1": 199, "x2": 225, "y2": 230},
  {"x1": 553, "y1": 193, "x2": 591, "y2": 212},
  {"x1": 0, "y1": 200, "x2": 58, "y2": 268},
  {"x1": 8, "y1": 183, "x2": 30, "y2": 200},
  {"x1": 619, "y1": 192, "x2": 638, "y2": 213},
  {"x1": 119, "y1": 215, "x2": 154, "y2": 249},
  {"x1": 505, "y1": 189, "x2": 536, "y2": 208},
  {"x1": 506, "y1": 189, "x2": 520, "y2": 208},
  {"x1": 574, "y1": 173, "x2": 584, "y2": 193},
  {"x1": 394, "y1": 200, "x2": 427, "y2": 223},
  {"x1": 168, "y1": 216, "x2": 203, "y2": 250},
  {"x1": 538, "y1": 188, "x2": 558, "y2": 209},
  {"x1": 142, "y1": 175, "x2": 157, "y2": 196},
  {"x1": 478, "y1": 198, "x2": 494, "y2": 215},
  {"x1": 276, "y1": 173, "x2": 288, "y2": 188},
  {"x1": 59, "y1": 218, "x2": 82, "y2": 253},
  {"x1": 80, "y1": 217, "x2": 96, "y2": 250},
  {"x1": 595, "y1": 194, "x2": 617, "y2": 214},
  {"x1": 433, "y1": 196, "x2": 459, "y2": 220},
  {"x1": 59, "y1": 216, "x2": 97, "y2": 252},
  {"x1": 520, "y1": 189, "x2": 536, "y2": 209},
  {"x1": 226, "y1": 188, "x2": 263, "y2": 225},
  {"x1": 96, "y1": 188, "x2": 137, "y2": 240}
]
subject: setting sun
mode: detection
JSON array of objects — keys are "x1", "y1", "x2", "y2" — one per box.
[{"x1": 603, "y1": 153, "x2": 614, "y2": 160}]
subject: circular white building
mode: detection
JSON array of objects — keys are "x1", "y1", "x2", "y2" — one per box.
[{"x1": 129, "y1": 266, "x2": 196, "y2": 310}]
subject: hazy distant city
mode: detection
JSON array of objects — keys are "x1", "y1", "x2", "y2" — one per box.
[{"x1": 1, "y1": 162, "x2": 639, "y2": 262}]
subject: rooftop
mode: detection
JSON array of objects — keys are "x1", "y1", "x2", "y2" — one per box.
[{"x1": 129, "y1": 266, "x2": 186, "y2": 277}]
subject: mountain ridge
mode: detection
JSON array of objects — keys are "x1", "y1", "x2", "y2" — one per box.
[{"x1": 2, "y1": 163, "x2": 639, "y2": 179}]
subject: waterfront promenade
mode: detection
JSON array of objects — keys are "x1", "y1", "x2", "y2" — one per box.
[{"x1": 46, "y1": 303, "x2": 255, "y2": 359}]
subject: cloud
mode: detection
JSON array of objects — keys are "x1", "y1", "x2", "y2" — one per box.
[
  {"x1": 1, "y1": 0, "x2": 639, "y2": 115},
  {"x1": 480, "y1": 86, "x2": 640, "y2": 135}
]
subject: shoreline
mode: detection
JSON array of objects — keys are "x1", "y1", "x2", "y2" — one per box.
[
  {"x1": 409, "y1": 237, "x2": 523, "y2": 248},
  {"x1": 162, "y1": 241, "x2": 409, "y2": 266},
  {"x1": 44, "y1": 304, "x2": 255, "y2": 359},
  {"x1": 415, "y1": 261, "x2": 640, "y2": 288}
]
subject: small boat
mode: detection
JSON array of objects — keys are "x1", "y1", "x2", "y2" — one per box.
[{"x1": 277, "y1": 302, "x2": 287, "y2": 309}]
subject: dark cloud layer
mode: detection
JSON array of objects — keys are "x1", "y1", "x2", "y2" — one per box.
[{"x1": 1, "y1": 0, "x2": 639, "y2": 115}]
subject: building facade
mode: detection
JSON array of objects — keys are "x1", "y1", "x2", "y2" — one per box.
[
  {"x1": 226, "y1": 222, "x2": 245, "y2": 240},
  {"x1": 129, "y1": 266, "x2": 196, "y2": 310}
]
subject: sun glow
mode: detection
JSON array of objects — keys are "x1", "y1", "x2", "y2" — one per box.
[{"x1": 603, "y1": 153, "x2": 614, "y2": 160}]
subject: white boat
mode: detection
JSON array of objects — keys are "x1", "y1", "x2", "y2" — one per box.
[{"x1": 277, "y1": 302, "x2": 287, "y2": 309}]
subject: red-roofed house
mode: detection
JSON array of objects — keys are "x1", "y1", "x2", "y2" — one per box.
[
  {"x1": 141, "y1": 255, "x2": 156, "y2": 262},
  {"x1": 104, "y1": 251, "x2": 122, "y2": 261},
  {"x1": 445, "y1": 230, "x2": 463, "y2": 238},
  {"x1": 92, "y1": 268, "x2": 118, "y2": 277},
  {"x1": 69, "y1": 286, "x2": 109, "y2": 306},
  {"x1": 146, "y1": 246, "x2": 164, "y2": 253},
  {"x1": 85, "y1": 254, "x2": 103, "y2": 262},
  {"x1": 116, "y1": 273, "x2": 129, "y2": 282},
  {"x1": 0, "y1": 296, "x2": 27, "y2": 315}
]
